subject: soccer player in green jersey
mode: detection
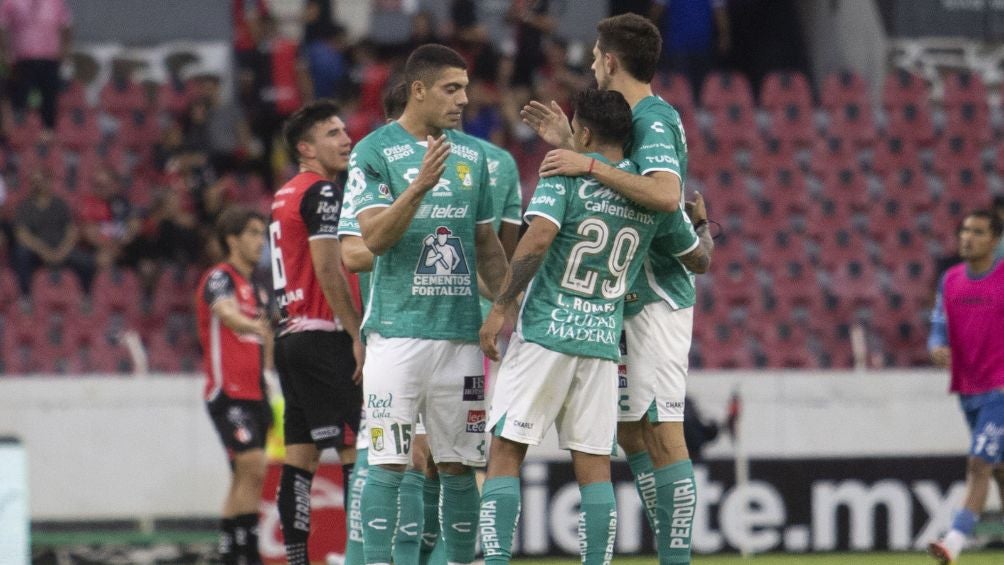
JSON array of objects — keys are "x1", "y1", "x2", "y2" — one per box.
[
  {"x1": 479, "y1": 88, "x2": 677, "y2": 565},
  {"x1": 347, "y1": 44, "x2": 509, "y2": 565},
  {"x1": 522, "y1": 13, "x2": 714, "y2": 565}
]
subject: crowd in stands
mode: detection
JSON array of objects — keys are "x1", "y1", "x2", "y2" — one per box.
[{"x1": 0, "y1": 0, "x2": 1001, "y2": 374}]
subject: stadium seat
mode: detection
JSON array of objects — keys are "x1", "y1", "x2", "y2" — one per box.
[
  {"x1": 943, "y1": 102, "x2": 992, "y2": 144},
  {"x1": 686, "y1": 134, "x2": 734, "y2": 179},
  {"x1": 1, "y1": 311, "x2": 45, "y2": 374},
  {"x1": 942, "y1": 164, "x2": 989, "y2": 200},
  {"x1": 156, "y1": 79, "x2": 195, "y2": 117},
  {"x1": 56, "y1": 106, "x2": 102, "y2": 151},
  {"x1": 760, "y1": 70, "x2": 813, "y2": 111},
  {"x1": 942, "y1": 70, "x2": 988, "y2": 109},
  {"x1": 884, "y1": 102, "x2": 935, "y2": 146},
  {"x1": 91, "y1": 268, "x2": 144, "y2": 327},
  {"x1": 813, "y1": 226, "x2": 868, "y2": 270},
  {"x1": 710, "y1": 259, "x2": 760, "y2": 308},
  {"x1": 766, "y1": 103, "x2": 816, "y2": 146},
  {"x1": 30, "y1": 268, "x2": 84, "y2": 313},
  {"x1": 826, "y1": 102, "x2": 878, "y2": 146},
  {"x1": 99, "y1": 78, "x2": 148, "y2": 118},
  {"x1": 762, "y1": 167, "x2": 811, "y2": 213},
  {"x1": 700, "y1": 329, "x2": 752, "y2": 369},
  {"x1": 870, "y1": 136, "x2": 919, "y2": 176},
  {"x1": 747, "y1": 136, "x2": 796, "y2": 177},
  {"x1": 882, "y1": 167, "x2": 933, "y2": 212},
  {"x1": 651, "y1": 72, "x2": 695, "y2": 113},
  {"x1": 707, "y1": 103, "x2": 758, "y2": 146},
  {"x1": 149, "y1": 265, "x2": 199, "y2": 323},
  {"x1": 6, "y1": 111, "x2": 45, "y2": 149},
  {"x1": 809, "y1": 136, "x2": 857, "y2": 177},
  {"x1": 58, "y1": 80, "x2": 90, "y2": 112},
  {"x1": 827, "y1": 260, "x2": 880, "y2": 305},
  {"x1": 821, "y1": 70, "x2": 869, "y2": 110},
  {"x1": 117, "y1": 109, "x2": 162, "y2": 148},
  {"x1": 932, "y1": 135, "x2": 981, "y2": 175},
  {"x1": 881, "y1": 69, "x2": 930, "y2": 110},
  {"x1": 700, "y1": 71, "x2": 755, "y2": 111},
  {"x1": 819, "y1": 166, "x2": 870, "y2": 211}
]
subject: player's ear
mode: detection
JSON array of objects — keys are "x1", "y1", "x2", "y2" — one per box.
[
  {"x1": 411, "y1": 79, "x2": 425, "y2": 102},
  {"x1": 296, "y1": 138, "x2": 314, "y2": 160},
  {"x1": 581, "y1": 125, "x2": 592, "y2": 149},
  {"x1": 605, "y1": 52, "x2": 617, "y2": 76}
]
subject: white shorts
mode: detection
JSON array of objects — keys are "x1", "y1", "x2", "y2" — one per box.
[
  {"x1": 488, "y1": 334, "x2": 618, "y2": 455},
  {"x1": 363, "y1": 333, "x2": 486, "y2": 466},
  {"x1": 620, "y1": 302, "x2": 693, "y2": 423}
]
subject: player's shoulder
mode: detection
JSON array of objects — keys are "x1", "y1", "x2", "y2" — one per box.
[
  {"x1": 203, "y1": 264, "x2": 235, "y2": 290},
  {"x1": 613, "y1": 157, "x2": 639, "y2": 174},
  {"x1": 633, "y1": 95, "x2": 682, "y2": 127},
  {"x1": 352, "y1": 122, "x2": 400, "y2": 153}
]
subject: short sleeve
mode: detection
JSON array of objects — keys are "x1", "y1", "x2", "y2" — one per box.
[
  {"x1": 631, "y1": 115, "x2": 683, "y2": 178},
  {"x1": 500, "y1": 153, "x2": 523, "y2": 225},
  {"x1": 524, "y1": 177, "x2": 570, "y2": 229},
  {"x1": 652, "y1": 209, "x2": 699, "y2": 257},
  {"x1": 300, "y1": 180, "x2": 342, "y2": 239},
  {"x1": 350, "y1": 142, "x2": 393, "y2": 215},
  {"x1": 476, "y1": 152, "x2": 495, "y2": 224},
  {"x1": 203, "y1": 270, "x2": 236, "y2": 306}
]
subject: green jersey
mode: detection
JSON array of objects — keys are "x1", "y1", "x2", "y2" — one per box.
[
  {"x1": 479, "y1": 139, "x2": 523, "y2": 319},
  {"x1": 519, "y1": 155, "x2": 662, "y2": 361},
  {"x1": 624, "y1": 95, "x2": 699, "y2": 317},
  {"x1": 348, "y1": 122, "x2": 495, "y2": 341}
]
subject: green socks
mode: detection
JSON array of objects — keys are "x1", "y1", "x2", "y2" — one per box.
[
  {"x1": 344, "y1": 449, "x2": 368, "y2": 565},
  {"x1": 439, "y1": 470, "x2": 480, "y2": 564},
  {"x1": 419, "y1": 475, "x2": 442, "y2": 565},
  {"x1": 479, "y1": 476, "x2": 521, "y2": 565},
  {"x1": 627, "y1": 451, "x2": 659, "y2": 534},
  {"x1": 579, "y1": 482, "x2": 617, "y2": 565},
  {"x1": 361, "y1": 465, "x2": 403, "y2": 565},
  {"x1": 394, "y1": 470, "x2": 426, "y2": 565},
  {"x1": 654, "y1": 459, "x2": 696, "y2": 565}
]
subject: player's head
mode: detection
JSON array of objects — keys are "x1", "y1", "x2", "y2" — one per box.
[
  {"x1": 594, "y1": 13, "x2": 661, "y2": 89},
  {"x1": 283, "y1": 99, "x2": 352, "y2": 176},
  {"x1": 403, "y1": 44, "x2": 468, "y2": 130},
  {"x1": 383, "y1": 81, "x2": 409, "y2": 122},
  {"x1": 570, "y1": 88, "x2": 633, "y2": 153},
  {"x1": 216, "y1": 206, "x2": 267, "y2": 267},
  {"x1": 958, "y1": 209, "x2": 1003, "y2": 262}
]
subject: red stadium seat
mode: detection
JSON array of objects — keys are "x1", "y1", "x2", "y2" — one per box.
[
  {"x1": 761, "y1": 167, "x2": 811, "y2": 214},
  {"x1": 56, "y1": 107, "x2": 102, "y2": 151},
  {"x1": 881, "y1": 69, "x2": 929, "y2": 110},
  {"x1": 885, "y1": 102, "x2": 935, "y2": 146},
  {"x1": 651, "y1": 72, "x2": 695, "y2": 113},
  {"x1": 942, "y1": 70, "x2": 988, "y2": 108},
  {"x1": 819, "y1": 166, "x2": 870, "y2": 211},
  {"x1": 942, "y1": 164, "x2": 989, "y2": 200},
  {"x1": 707, "y1": 103, "x2": 758, "y2": 147},
  {"x1": 117, "y1": 109, "x2": 162, "y2": 148},
  {"x1": 827, "y1": 260, "x2": 880, "y2": 305},
  {"x1": 30, "y1": 268, "x2": 84, "y2": 313},
  {"x1": 99, "y1": 79, "x2": 148, "y2": 118},
  {"x1": 156, "y1": 79, "x2": 195, "y2": 117},
  {"x1": 881, "y1": 167, "x2": 933, "y2": 213},
  {"x1": 821, "y1": 70, "x2": 869, "y2": 110},
  {"x1": 149, "y1": 265, "x2": 199, "y2": 322},
  {"x1": 813, "y1": 225, "x2": 868, "y2": 270},
  {"x1": 766, "y1": 103, "x2": 816, "y2": 146},
  {"x1": 747, "y1": 136, "x2": 796, "y2": 177},
  {"x1": 91, "y1": 268, "x2": 144, "y2": 327},
  {"x1": 6, "y1": 111, "x2": 45, "y2": 149},
  {"x1": 700, "y1": 71, "x2": 755, "y2": 111},
  {"x1": 699, "y1": 330, "x2": 753, "y2": 369},
  {"x1": 760, "y1": 70, "x2": 813, "y2": 111},
  {"x1": 932, "y1": 134, "x2": 981, "y2": 175},
  {"x1": 826, "y1": 101, "x2": 877, "y2": 146},
  {"x1": 943, "y1": 102, "x2": 992, "y2": 144},
  {"x1": 58, "y1": 80, "x2": 90, "y2": 112},
  {"x1": 870, "y1": 136, "x2": 919, "y2": 176}
]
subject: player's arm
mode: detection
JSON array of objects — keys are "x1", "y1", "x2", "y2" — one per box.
[
  {"x1": 475, "y1": 222, "x2": 508, "y2": 300},
  {"x1": 340, "y1": 235, "x2": 373, "y2": 273},
  {"x1": 358, "y1": 135, "x2": 450, "y2": 255},
  {"x1": 539, "y1": 151, "x2": 681, "y2": 212},
  {"x1": 212, "y1": 297, "x2": 271, "y2": 337},
  {"x1": 928, "y1": 274, "x2": 950, "y2": 368},
  {"x1": 480, "y1": 217, "x2": 558, "y2": 360},
  {"x1": 310, "y1": 237, "x2": 365, "y2": 381},
  {"x1": 498, "y1": 223, "x2": 520, "y2": 261},
  {"x1": 679, "y1": 191, "x2": 713, "y2": 274}
]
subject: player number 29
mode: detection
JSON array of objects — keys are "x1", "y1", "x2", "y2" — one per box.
[
  {"x1": 269, "y1": 221, "x2": 287, "y2": 290},
  {"x1": 560, "y1": 218, "x2": 641, "y2": 299}
]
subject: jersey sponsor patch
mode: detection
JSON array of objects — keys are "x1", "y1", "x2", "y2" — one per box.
[
  {"x1": 311, "y1": 425, "x2": 342, "y2": 442},
  {"x1": 370, "y1": 427, "x2": 385, "y2": 451},
  {"x1": 412, "y1": 227, "x2": 472, "y2": 296},
  {"x1": 463, "y1": 375, "x2": 485, "y2": 401},
  {"x1": 466, "y1": 410, "x2": 486, "y2": 433}
]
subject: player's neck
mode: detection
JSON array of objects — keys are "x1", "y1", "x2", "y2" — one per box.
[
  {"x1": 611, "y1": 78, "x2": 653, "y2": 109},
  {"x1": 299, "y1": 161, "x2": 335, "y2": 181},
  {"x1": 228, "y1": 256, "x2": 254, "y2": 279},
  {"x1": 396, "y1": 112, "x2": 442, "y2": 140},
  {"x1": 966, "y1": 254, "x2": 997, "y2": 276},
  {"x1": 591, "y1": 145, "x2": 623, "y2": 165}
]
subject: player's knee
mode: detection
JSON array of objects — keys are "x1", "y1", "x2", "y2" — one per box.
[
  {"x1": 968, "y1": 456, "x2": 994, "y2": 478},
  {"x1": 379, "y1": 462, "x2": 408, "y2": 474},
  {"x1": 436, "y1": 461, "x2": 468, "y2": 476},
  {"x1": 617, "y1": 422, "x2": 647, "y2": 455}
]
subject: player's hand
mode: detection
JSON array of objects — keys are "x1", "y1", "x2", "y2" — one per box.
[
  {"x1": 930, "y1": 346, "x2": 951, "y2": 368},
  {"x1": 351, "y1": 337, "x2": 365, "y2": 385},
  {"x1": 413, "y1": 135, "x2": 450, "y2": 193},
  {"x1": 685, "y1": 191, "x2": 707, "y2": 224},
  {"x1": 539, "y1": 149, "x2": 591, "y2": 178},
  {"x1": 251, "y1": 317, "x2": 272, "y2": 340},
  {"x1": 480, "y1": 307, "x2": 506, "y2": 362},
  {"x1": 521, "y1": 100, "x2": 573, "y2": 149}
]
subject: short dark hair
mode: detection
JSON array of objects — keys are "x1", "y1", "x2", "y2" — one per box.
[
  {"x1": 573, "y1": 88, "x2": 633, "y2": 147},
  {"x1": 965, "y1": 209, "x2": 1004, "y2": 238},
  {"x1": 993, "y1": 194, "x2": 1004, "y2": 211},
  {"x1": 216, "y1": 206, "x2": 266, "y2": 255},
  {"x1": 382, "y1": 81, "x2": 409, "y2": 120},
  {"x1": 283, "y1": 99, "x2": 341, "y2": 163},
  {"x1": 403, "y1": 44, "x2": 467, "y2": 88},
  {"x1": 596, "y1": 13, "x2": 662, "y2": 83}
]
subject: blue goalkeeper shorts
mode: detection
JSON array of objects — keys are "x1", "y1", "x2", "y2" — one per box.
[{"x1": 960, "y1": 390, "x2": 1004, "y2": 464}]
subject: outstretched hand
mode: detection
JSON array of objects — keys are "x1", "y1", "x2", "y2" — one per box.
[{"x1": 521, "y1": 100, "x2": 573, "y2": 149}]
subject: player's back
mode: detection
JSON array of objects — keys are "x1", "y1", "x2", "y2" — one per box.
[
  {"x1": 348, "y1": 122, "x2": 495, "y2": 342},
  {"x1": 519, "y1": 155, "x2": 664, "y2": 361},
  {"x1": 269, "y1": 170, "x2": 342, "y2": 335}
]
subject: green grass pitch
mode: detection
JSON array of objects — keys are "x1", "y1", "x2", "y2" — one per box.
[{"x1": 512, "y1": 552, "x2": 1002, "y2": 564}]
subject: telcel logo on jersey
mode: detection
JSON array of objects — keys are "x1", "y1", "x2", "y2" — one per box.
[{"x1": 415, "y1": 203, "x2": 469, "y2": 219}]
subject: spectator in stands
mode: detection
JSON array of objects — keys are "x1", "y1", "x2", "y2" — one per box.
[
  {"x1": 12, "y1": 169, "x2": 94, "y2": 295},
  {"x1": 139, "y1": 187, "x2": 200, "y2": 269},
  {"x1": 192, "y1": 70, "x2": 254, "y2": 175},
  {"x1": 609, "y1": 0, "x2": 653, "y2": 17},
  {"x1": 682, "y1": 397, "x2": 720, "y2": 462},
  {"x1": 302, "y1": 24, "x2": 351, "y2": 101},
  {"x1": 0, "y1": 0, "x2": 73, "y2": 135},
  {"x1": 650, "y1": 0, "x2": 730, "y2": 98},
  {"x1": 927, "y1": 210, "x2": 1004, "y2": 565},
  {"x1": 80, "y1": 165, "x2": 143, "y2": 269},
  {"x1": 232, "y1": 0, "x2": 269, "y2": 76}
]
